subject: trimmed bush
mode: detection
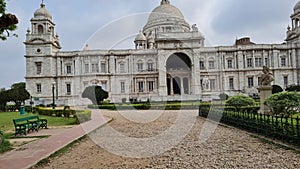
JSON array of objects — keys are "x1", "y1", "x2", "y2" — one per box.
[
  {"x1": 265, "y1": 91, "x2": 300, "y2": 116},
  {"x1": 75, "y1": 110, "x2": 92, "y2": 123},
  {"x1": 226, "y1": 95, "x2": 255, "y2": 112},
  {"x1": 34, "y1": 107, "x2": 76, "y2": 117}
]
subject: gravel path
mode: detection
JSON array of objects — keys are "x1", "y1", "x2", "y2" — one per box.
[{"x1": 33, "y1": 110, "x2": 300, "y2": 169}]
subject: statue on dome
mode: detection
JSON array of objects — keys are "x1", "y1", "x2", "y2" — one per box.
[
  {"x1": 192, "y1": 24, "x2": 198, "y2": 32},
  {"x1": 161, "y1": 0, "x2": 170, "y2": 5}
]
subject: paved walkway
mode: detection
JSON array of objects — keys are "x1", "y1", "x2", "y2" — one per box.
[{"x1": 0, "y1": 109, "x2": 111, "y2": 169}]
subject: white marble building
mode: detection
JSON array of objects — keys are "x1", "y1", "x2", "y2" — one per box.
[{"x1": 25, "y1": 0, "x2": 300, "y2": 105}]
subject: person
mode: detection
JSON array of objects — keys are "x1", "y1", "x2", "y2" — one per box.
[{"x1": 260, "y1": 66, "x2": 274, "y2": 86}]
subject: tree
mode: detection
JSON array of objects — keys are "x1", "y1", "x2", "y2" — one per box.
[
  {"x1": 7, "y1": 82, "x2": 30, "y2": 110},
  {"x1": 0, "y1": 89, "x2": 8, "y2": 111},
  {"x1": 272, "y1": 85, "x2": 283, "y2": 94},
  {"x1": 0, "y1": 0, "x2": 18, "y2": 40},
  {"x1": 264, "y1": 91, "x2": 300, "y2": 117},
  {"x1": 82, "y1": 86, "x2": 108, "y2": 105},
  {"x1": 226, "y1": 95, "x2": 255, "y2": 111},
  {"x1": 285, "y1": 84, "x2": 300, "y2": 92}
]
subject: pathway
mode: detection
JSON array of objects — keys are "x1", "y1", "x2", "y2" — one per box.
[{"x1": 0, "y1": 109, "x2": 111, "y2": 169}]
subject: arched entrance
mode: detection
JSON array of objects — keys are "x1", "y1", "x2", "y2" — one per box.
[{"x1": 166, "y1": 53, "x2": 192, "y2": 95}]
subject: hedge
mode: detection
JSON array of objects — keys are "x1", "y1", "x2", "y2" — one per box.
[
  {"x1": 88, "y1": 102, "x2": 227, "y2": 110},
  {"x1": 33, "y1": 107, "x2": 92, "y2": 123}
]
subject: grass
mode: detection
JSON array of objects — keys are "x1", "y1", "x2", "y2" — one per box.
[{"x1": 0, "y1": 111, "x2": 78, "y2": 132}]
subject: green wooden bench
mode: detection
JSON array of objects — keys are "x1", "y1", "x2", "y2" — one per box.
[{"x1": 13, "y1": 116, "x2": 48, "y2": 136}]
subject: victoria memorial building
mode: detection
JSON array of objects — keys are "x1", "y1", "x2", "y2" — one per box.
[{"x1": 25, "y1": 0, "x2": 300, "y2": 105}]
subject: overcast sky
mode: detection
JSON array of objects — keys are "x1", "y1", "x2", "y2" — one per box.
[{"x1": 0, "y1": 0, "x2": 298, "y2": 89}]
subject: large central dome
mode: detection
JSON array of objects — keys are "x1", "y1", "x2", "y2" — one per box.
[{"x1": 143, "y1": 0, "x2": 190, "y2": 35}]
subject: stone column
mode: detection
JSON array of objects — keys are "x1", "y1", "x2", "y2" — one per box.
[
  {"x1": 257, "y1": 85, "x2": 272, "y2": 114},
  {"x1": 170, "y1": 77, "x2": 174, "y2": 95}
]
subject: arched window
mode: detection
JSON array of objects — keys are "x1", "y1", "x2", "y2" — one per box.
[{"x1": 38, "y1": 25, "x2": 44, "y2": 34}]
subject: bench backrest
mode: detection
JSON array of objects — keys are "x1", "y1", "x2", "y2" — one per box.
[
  {"x1": 26, "y1": 116, "x2": 40, "y2": 121},
  {"x1": 13, "y1": 116, "x2": 40, "y2": 125}
]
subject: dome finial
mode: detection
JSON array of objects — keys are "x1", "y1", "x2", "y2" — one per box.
[
  {"x1": 161, "y1": 0, "x2": 170, "y2": 5},
  {"x1": 41, "y1": 0, "x2": 45, "y2": 8}
]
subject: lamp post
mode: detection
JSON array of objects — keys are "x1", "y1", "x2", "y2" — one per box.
[{"x1": 52, "y1": 82, "x2": 55, "y2": 109}]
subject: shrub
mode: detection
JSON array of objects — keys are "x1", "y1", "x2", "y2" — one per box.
[
  {"x1": 272, "y1": 85, "x2": 283, "y2": 94},
  {"x1": 121, "y1": 98, "x2": 127, "y2": 104},
  {"x1": 82, "y1": 86, "x2": 108, "y2": 105},
  {"x1": 226, "y1": 95, "x2": 255, "y2": 111},
  {"x1": 285, "y1": 84, "x2": 300, "y2": 92},
  {"x1": 264, "y1": 91, "x2": 300, "y2": 116},
  {"x1": 75, "y1": 110, "x2": 92, "y2": 124},
  {"x1": 34, "y1": 107, "x2": 76, "y2": 117},
  {"x1": 0, "y1": 130, "x2": 11, "y2": 153},
  {"x1": 219, "y1": 93, "x2": 229, "y2": 100}
]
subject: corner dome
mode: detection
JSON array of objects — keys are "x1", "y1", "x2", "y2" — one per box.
[
  {"x1": 135, "y1": 31, "x2": 147, "y2": 42},
  {"x1": 34, "y1": 3, "x2": 52, "y2": 20},
  {"x1": 294, "y1": 1, "x2": 300, "y2": 14},
  {"x1": 143, "y1": 0, "x2": 190, "y2": 34}
]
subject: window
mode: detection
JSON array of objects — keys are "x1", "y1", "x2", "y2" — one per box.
[
  {"x1": 227, "y1": 60, "x2": 233, "y2": 69},
  {"x1": 66, "y1": 65, "x2": 72, "y2": 74},
  {"x1": 120, "y1": 82, "x2": 125, "y2": 93},
  {"x1": 258, "y1": 77, "x2": 262, "y2": 86},
  {"x1": 229, "y1": 78, "x2": 234, "y2": 90},
  {"x1": 200, "y1": 61, "x2": 205, "y2": 70},
  {"x1": 147, "y1": 63, "x2": 154, "y2": 71},
  {"x1": 37, "y1": 25, "x2": 43, "y2": 34},
  {"x1": 209, "y1": 79, "x2": 216, "y2": 90},
  {"x1": 209, "y1": 61, "x2": 215, "y2": 69},
  {"x1": 36, "y1": 84, "x2": 41, "y2": 93},
  {"x1": 265, "y1": 58, "x2": 269, "y2": 66},
  {"x1": 120, "y1": 63, "x2": 125, "y2": 73},
  {"x1": 255, "y1": 58, "x2": 262, "y2": 67},
  {"x1": 248, "y1": 77, "x2": 254, "y2": 88},
  {"x1": 137, "y1": 63, "x2": 143, "y2": 72},
  {"x1": 102, "y1": 81, "x2": 107, "y2": 91},
  {"x1": 281, "y1": 57, "x2": 287, "y2": 67},
  {"x1": 91, "y1": 63, "x2": 99, "y2": 73},
  {"x1": 138, "y1": 81, "x2": 144, "y2": 92},
  {"x1": 83, "y1": 81, "x2": 89, "y2": 88},
  {"x1": 101, "y1": 63, "x2": 106, "y2": 73},
  {"x1": 36, "y1": 62, "x2": 42, "y2": 74},
  {"x1": 148, "y1": 81, "x2": 154, "y2": 92},
  {"x1": 84, "y1": 64, "x2": 89, "y2": 73},
  {"x1": 66, "y1": 83, "x2": 71, "y2": 95},
  {"x1": 247, "y1": 58, "x2": 253, "y2": 67},
  {"x1": 284, "y1": 76, "x2": 288, "y2": 87}
]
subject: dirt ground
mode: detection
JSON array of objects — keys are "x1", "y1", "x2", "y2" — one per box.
[{"x1": 31, "y1": 110, "x2": 300, "y2": 169}]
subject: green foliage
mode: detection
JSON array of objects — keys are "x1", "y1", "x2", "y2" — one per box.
[
  {"x1": 0, "y1": 112, "x2": 79, "y2": 132},
  {"x1": 264, "y1": 91, "x2": 300, "y2": 116},
  {"x1": 0, "y1": 0, "x2": 18, "y2": 40},
  {"x1": 0, "y1": 130, "x2": 12, "y2": 153},
  {"x1": 272, "y1": 85, "x2": 283, "y2": 94},
  {"x1": 82, "y1": 86, "x2": 108, "y2": 105},
  {"x1": 7, "y1": 82, "x2": 30, "y2": 110},
  {"x1": 226, "y1": 95, "x2": 255, "y2": 111},
  {"x1": 0, "y1": 82, "x2": 30, "y2": 111},
  {"x1": 285, "y1": 84, "x2": 300, "y2": 92},
  {"x1": 0, "y1": 0, "x2": 5, "y2": 14},
  {"x1": 0, "y1": 90, "x2": 9, "y2": 111},
  {"x1": 75, "y1": 110, "x2": 92, "y2": 124},
  {"x1": 33, "y1": 107, "x2": 76, "y2": 117}
]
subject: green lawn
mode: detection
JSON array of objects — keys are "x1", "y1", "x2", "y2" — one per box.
[{"x1": 0, "y1": 112, "x2": 78, "y2": 132}]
